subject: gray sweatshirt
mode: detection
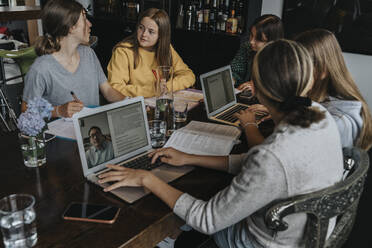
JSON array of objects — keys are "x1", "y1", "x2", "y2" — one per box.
[
  {"x1": 321, "y1": 96, "x2": 363, "y2": 148},
  {"x1": 173, "y1": 103, "x2": 343, "y2": 248}
]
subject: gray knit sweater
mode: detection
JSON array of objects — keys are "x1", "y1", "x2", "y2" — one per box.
[{"x1": 173, "y1": 102, "x2": 344, "y2": 248}]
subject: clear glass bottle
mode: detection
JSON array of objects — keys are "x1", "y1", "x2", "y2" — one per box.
[
  {"x1": 155, "y1": 66, "x2": 174, "y2": 137},
  {"x1": 176, "y1": 3, "x2": 185, "y2": 29}
]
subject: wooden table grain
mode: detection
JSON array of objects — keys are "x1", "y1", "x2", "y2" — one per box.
[
  {"x1": 0, "y1": 100, "x2": 272, "y2": 248},
  {"x1": 0, "y1": 121, "x2": 233, "y2": 247}
]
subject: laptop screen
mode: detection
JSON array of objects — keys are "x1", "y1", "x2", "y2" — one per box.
[
  {"x1": 202, "y1": 66, "x2": 235, "y2": 114},
  {"x1": 77, "y1": 101, "x2": 148, "y2": 169}
]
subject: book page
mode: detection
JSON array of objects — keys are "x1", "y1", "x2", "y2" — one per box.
[
  {"x1": 181, "y1": 121, "x2": 241, "y2": 140},
  {"x1": 164, "y1": 121, "x2": 241, "y2": 155},
  {"x1": 164, "y1": 131, "x2": 234, "y2": 155}
]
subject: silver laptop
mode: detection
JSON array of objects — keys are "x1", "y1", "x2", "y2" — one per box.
[
  {"x1": 200, "y1": 65, "x2": 267, "y2": 127},
  {"x1": 72, "y1": 96, "x2": 193, "y2": 203}
]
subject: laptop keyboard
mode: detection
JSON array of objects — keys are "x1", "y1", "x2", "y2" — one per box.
[
  {"x1": 216, "y1": 105, "x2": 248, "y2": 122},
  {"x1": 101, "y1": 154, "x2": 164, "y2": 186},
  {"x1": 120, "y1": 153, "x2": 164, "y2": 171},
  {"x1": 216, "y1": 105, "x2": 269, "y2": 123}
]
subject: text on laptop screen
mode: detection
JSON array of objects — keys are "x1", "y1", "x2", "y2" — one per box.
[
  {"x1": 78, "y1": 102, "x2": 148, "y2": 169},
  {"x1": 203, "y1": 68, "x2": 235, "y2": 113}
]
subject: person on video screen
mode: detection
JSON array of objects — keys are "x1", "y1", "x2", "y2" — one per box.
[{"x1": 85, "y1": 126, "x2": 114, "y2": 168}]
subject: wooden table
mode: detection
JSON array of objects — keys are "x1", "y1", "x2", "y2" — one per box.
[
  {"x1": 0, "y1": 106, "x2": 238, "y2": 248},
  {"x1": 0, "y1": 100, "x2": 273, "y2": 247}
]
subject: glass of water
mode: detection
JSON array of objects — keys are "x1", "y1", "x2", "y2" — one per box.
[
  {"x1": 148, "y1": 120, "x2": 167, "y2": 148},
  {"x1": 0, "y1": 194, "x2": 37, "y2": 248},
  {"x1": 174, "y1": 100, "x2": 188, "y2": 123}
]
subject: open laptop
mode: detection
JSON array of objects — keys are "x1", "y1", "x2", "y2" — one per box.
[
  {"x1": 200, "y1": 65, "x2": 267, "y2": 127},
  {"x1": 72, "y1": 96, "x2": 193, "y2": 203}
]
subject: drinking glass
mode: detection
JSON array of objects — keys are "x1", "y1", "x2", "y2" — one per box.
[
  {"x1": 148, "y1": 120, "x2": 167, "y2": 148},
  {"x1": 18, "y1": 133, "x2": 46, "y2": 167},
  {"x1": 0, "y1": 194, "x2": 37, "y2": 248},
  {"x1": 155, "y1": 66, "x2": 174, "y2": 136},
  {"x1": 174, "y1": 100, "x2": 188, "y2": 123}
]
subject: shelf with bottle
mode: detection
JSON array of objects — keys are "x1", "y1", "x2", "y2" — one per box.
[{"x1": 175, "y1": 0, "x2": 246, "y2": 36}]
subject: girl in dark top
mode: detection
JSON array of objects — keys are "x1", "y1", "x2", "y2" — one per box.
[{"x1": 230, "y1": 14, "x2": 283, "y2": 92}]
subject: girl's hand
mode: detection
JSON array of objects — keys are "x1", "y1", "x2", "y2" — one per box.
[
  {"x1": 237, "y1": 81, "x2": 255, "y2": 96},
  {"x1": 98, "y1": 164, "x2": 151, "y2": 191},
  {"x1": 248, "y1": 104, "x2": 271, "y2": 122},
  {"x1": 149, "y1": 147, "x2": 190, "y2": 166},
  {"x1": 234, "y1": 108, "x2": 257, "y2": 127},
  {"x1": 58, "y1": 100, "x2": 84, "y2": 117}
]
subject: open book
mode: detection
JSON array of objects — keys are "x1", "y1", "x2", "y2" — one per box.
[{"x1": 164, "y1": 121, "x2": 241, "y2": 155}]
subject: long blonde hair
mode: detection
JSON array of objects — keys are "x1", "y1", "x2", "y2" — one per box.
[
  {"x1": 113, "y1": 8, "x2": 171, "y2": 69},
  {"x1": 295, "y1": 29, "x2": 372, "y2": 150}
]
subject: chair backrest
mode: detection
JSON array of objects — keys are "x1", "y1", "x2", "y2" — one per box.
[
  {"x1": 0, "y1": 46, "x2": 37, "y2": 129},
  {"x1": 264, "y1": 147, "x2": 370, "y2": 248},
  {"x1": 0, "y1": 46, "x2": 37, "y2": 77}
]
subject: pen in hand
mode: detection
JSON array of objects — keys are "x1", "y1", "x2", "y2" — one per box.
[{"x1": 70, "y1": 91, "x2": 80, "y2": 102}]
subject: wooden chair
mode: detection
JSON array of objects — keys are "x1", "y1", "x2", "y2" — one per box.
[{"x1": 265, "y1": 146, "x2": 370, "y2": 248}]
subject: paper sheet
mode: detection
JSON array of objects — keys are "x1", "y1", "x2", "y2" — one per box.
[
  {"x1": 46, "y1": 118, "x2": 75, "y2": 140},
  {"x1": 45, "y1": 108, "x2": 94, "y2": 140}
]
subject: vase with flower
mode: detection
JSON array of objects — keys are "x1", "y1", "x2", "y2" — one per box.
[{"x1": 17, "y1": 98, "x2": 53, "y2": 167}]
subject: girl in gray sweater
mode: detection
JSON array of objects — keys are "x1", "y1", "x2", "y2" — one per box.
[{"x1": 98, "y1": 40, "x2": 344, "y2": 248}]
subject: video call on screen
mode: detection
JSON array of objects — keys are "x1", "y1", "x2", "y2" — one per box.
[{"x1": 79, "y1": 102, "x2": 148, "y2": 168}]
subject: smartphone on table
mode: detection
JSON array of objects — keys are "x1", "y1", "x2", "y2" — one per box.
[{"x1": 62, "y1": 202, "x2": 120, "y2": 224}]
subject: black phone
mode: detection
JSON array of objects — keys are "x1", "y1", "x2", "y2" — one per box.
[{"x1": 62, "y1": 202, "x2": 120, "y2": 224}]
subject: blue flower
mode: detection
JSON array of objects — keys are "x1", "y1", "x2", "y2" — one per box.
[
  {"x1": 26, "y1": 97, "x2": 54, "y2": 119},
  {"x1": 17, "y1": 97, "x2": 53, "y2": 136},
  {"x1": 17, "y1": 112, "x2": 46, "y2": 137}
]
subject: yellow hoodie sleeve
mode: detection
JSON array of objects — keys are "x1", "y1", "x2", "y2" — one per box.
[{"x1": 168, "y1": 45, "x2": 196, "y2": 92}]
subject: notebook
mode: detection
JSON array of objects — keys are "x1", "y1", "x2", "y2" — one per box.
[
  {"x1": 72, "y1": 96, "x2": 193, "y2": 203},
  {"x1": 200, "y1": 65, "x2": 267, "y2": 127}
]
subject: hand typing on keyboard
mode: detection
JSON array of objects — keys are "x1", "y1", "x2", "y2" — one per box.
[
  {"x1": 234, "y1": 108, "x2": 257, "y2": 128},
  {"x1": 248, "y1": 104, "x2": 271, "y2": 122},
  {"x1": 97, "y1": 149, "x2": 188, "y2": 193},
  {"x1": 148, "y1": 148, "x2": 190, "y2": 166},
  {"x1": 98, "y1": 164, "x2": 152, "y2": 192}
]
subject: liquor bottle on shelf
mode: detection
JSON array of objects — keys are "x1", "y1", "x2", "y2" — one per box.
[
  {"x1": 185, "y1": 4, "x2": 193, "y2": 30},
  {"x1": 202, "y1": 0, "x2": 210, "y2": 32},
  {"x1": 209, "y1": 0, "x2": 217, "y2": 32},
  {"x1": 226, "y1": 9, "x2": 238, "y2": 34},
  {"x1": 216, "y1": 0, "x2": 223, "y2": 31},
  {"x1": 196, "y1": 0, "x2": 204, "y2": 32},
  {"x1": 221, "y1": 0, "x2": 229, "y2": 32},
  {"x1": 224, "y1": 0, "x2": 230, "y2": 13},
  {"x1": 176, "y1": 3, "x2": 185, "y2": 29},
  {"x1": 235, "y1": 0, "x2": 244, "y2": 34}
]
